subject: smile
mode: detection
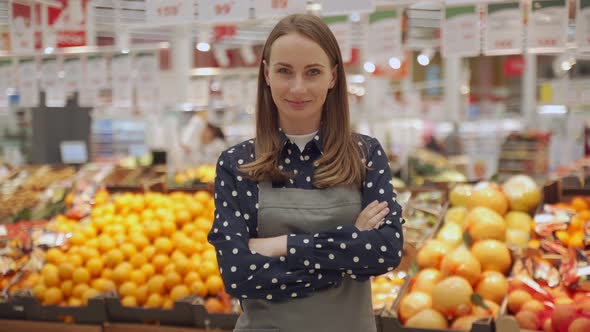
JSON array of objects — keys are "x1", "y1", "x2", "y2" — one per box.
[{"x1": 285, "y1": 99, "x2": 311, "y2": 108}]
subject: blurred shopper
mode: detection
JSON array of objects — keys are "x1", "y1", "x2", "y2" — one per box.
[{"x1": 208, "y1": 14, "x2": 404, "y2": 332}]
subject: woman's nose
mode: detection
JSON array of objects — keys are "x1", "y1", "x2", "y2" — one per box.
[{"x1": 290, "y1": 76, "x2": 306, "y2": 94}]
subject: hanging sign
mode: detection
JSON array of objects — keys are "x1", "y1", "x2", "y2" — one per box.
[
  {"x1": 47, "y1": 0, "x2": 89, "y2": 48},
  {"x1": 146, "y1": 0, "x2": 194, "y2": 25},
  {"x1": 197, "y1": 0, "x2": 250, "y2": 23},
  {"x1": 253, "y1": 0, "x2": 307, "y2": 19},
  {"x1": 323, "y1": 16, "x2": 352, "y2": 63},
  {"x1": 41, "y1": 57, "x2": 66, "y2": 107},
  {"x1": 111, "y1": 54, "x2": 133, "y2": 108},
  {"x1": 368, "y1": 10, "x2": 402, "y2": 66},
  {"x1": 134, "y1": 53, "x2": 160, "y2": 113},
  {"x1": 10, "y1": 2, "x2": 40, "y2": 52},
  {"x1": 484, "y1": 2, "x2": 523, "y2": 55},
  {"x1": 18, "y1": 59, "x2": 39, "y2": 107},
  {"x1": 0, "y1": 61, "x2": 14, "y2": 109},
  {"x1": 577, "y1": 0, "x2": 590, "y2": 52},
  {"x1": 442, "y1": 5, "x2": 480, "y2": 57},
  {"x1": 527, "y1": 0, "x2": 568, "y2": 53},
  {"x1": 63, "y1": 57, "x2": 82, "y2": 94},
  {"x1": 319, "y1": 0, "x2": 375, "y2": 16}
]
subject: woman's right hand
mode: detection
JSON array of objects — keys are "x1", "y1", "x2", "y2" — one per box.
[{"x1": 354, "y1": 201, "x2": 390, "y2": 231}]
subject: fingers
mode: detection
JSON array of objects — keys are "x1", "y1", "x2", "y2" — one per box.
[{"x1": 368, "y1": 206, "x2": 390, "y2": 229}]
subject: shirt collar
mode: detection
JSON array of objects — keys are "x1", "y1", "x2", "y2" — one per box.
[{"x1": 278, "y1": 127, "x2": 324, "y2": 154}]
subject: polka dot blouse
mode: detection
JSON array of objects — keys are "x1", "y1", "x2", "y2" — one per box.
[{"x1": 207, "y1": 130, "x2": 404, "y2": 302}]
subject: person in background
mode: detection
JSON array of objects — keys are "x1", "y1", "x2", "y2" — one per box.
[
  {"x1": 180, "y1": 115, "x2": 227, "y2": 166},
  {"x1": 207, "y1": 14, "x2": 404, "y2": 332},
  {"x1": 199, "y1": 122, "x2": 228, "y2": 165},
  {"x1": 443, "y1": 122, "x2": 463, "y2": 156}
]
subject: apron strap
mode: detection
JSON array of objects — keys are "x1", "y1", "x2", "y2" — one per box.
[{"x1": 258, "y1": 180, "x2": 272, "y2": 189}]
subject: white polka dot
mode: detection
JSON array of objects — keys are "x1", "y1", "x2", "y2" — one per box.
[
  {"x1": 246, "y1": 191, "x2": 252, "y2": 196},
  {"x1": 304, "y1": 260, "x2": 310, "y2": 266},
  {"x1": 396, "y1": 232, "x2": 400, "y2": 238},
  {"x1": 365, "y1": 243, "x2": 372, "y2": 250},
  {"x1": 266, "y1": 294, "x2": 272, "y2": 300},
  {"x1": 242, "y1": 295, "x2": 248, "y2": 298},
  {"x1": 351, "y1": 274, "x2": 357, "y2": 279},
  {"x1": 289, "y1": 179, "x2": 294, "y2": 184},
  {"x1": 256, "y1": 285, "x2": 262, "y2": 289},
  {"x1": 329, "y1": 254, "x2": 335, "y2": 260},
  {"x1": 305, "y1": 283, "x2": 311, "y2": 287},
  {"x1": 315, "y1": 263, "x2": 320, "y2": 269},
  {"x1": 398, "y1": 250, "x2": 402, "y2": 257},
  {"x1": 285, "y1": 158, "x2": 291, "y2": 164},
  {"x1": 263, "y1": 263, "x2": 270, "y2": 269},
  {"x1": 225, "y1": 235, "x2": 231, "y2": 240},
  {"x1": 352, "y1": 232, "x2": 358, "y2": 239},
  {"x1": 223, "y1": 221, "x2": 229, "y2": 227},
  {"x1": 367, "y1": 182, "x2": 373, "y2": 188},
  {"x1": 235, "y1": 211, "x2": 241, "y2": 217},
  {"x1": 213, "y1": 228, "x2": 218, "y2": 233},
  {"x1": 315, "y1": 244, "x2": 322, "y2": 249},
  {"x1": 368, "y1": 161, "x2": 373, "y2": 167},
  {"x1": 346, "y1": 270, "x2": 353, "y2": 274},
  {"x1": 381, "y1": 246, "x2": 387, "y2": 252},
  {"x1": 337, "y1": 226, "x2": 343, "y2": 230},
  {"x1": 290, "y1": 248, "x2": 296, "y2": 254},
  {"x1": 303, "y1": 239, "x2": 309, "y2": 244},
  {"x1": 219, "y1": 161, "x2": 224, "y2": 166},
  {"x1": 292, "y1": 293, "x2": 298, "y2": 298},
  {"x1": 255, "y1": 203, "x2": 259, "y2": 209},
  {"x1": 358, "y1": 142, "x2": 363, "y2": 146},
  {"x1": 218, "y1": 250, "x2": 222, "y2": 255},
  {"x1": 287, "y1": 149, "x2": 292, "y2": 155},
  {"x1": 314, "y1": 233, "x2": 319, "y2": 238},
  {"x1": 377, "y1": 150, "x2": 382, "y2": 156},
  {"x1": 340, "y1": 243, "x2": 347, "y2": 249},
  {"x1": 300, "y1": 155, "x2": 304, "y2": 161},
  {"x1": 271, "y1": 278, "x2": 278, "y2": 284},
  {"x1": 378, "y1": 258, "x2": 385, "y2": 263},
  {"x1": 232, "y1": 248, "x2": 238, "y2": 254},
  {"x1": 237, "y1": 176, "x2": 242, "y2": 181},
  {"x1": 387, "y1": 267, "x2": 394, "y2": 271},
  {"x1": 304, "y1": 156, "x2": 310, "y2": 161},
  {"x1": 280, "y1": 256, "x2": 286, "y2": 262},
  {"x1": 314, "y1": 135, "x2": 319, "y2": 141},
  {"x1": 379, "y1": 189, "x2": 385, "y2": 194},
  {"x1": 247, "y1": 275, "x2": 253, "y2": 281},
  {"x1": 244, "y1": 214, "x2": 250, "y2": 220},
  {"x1": 220, "y1": 268, "x2": 223, "y2": 273},
  {"x1": 353, "y1": 257, "x2": 359, "y2": 263},
  {"x1": 318, "y1": 274, "x2": 323, "y2": 280},
  {"x1": 281, "y1": 284, "x2": 286, "y2": 290},
  {"x1": 221, "y1": 181, "x2": 224, "y2": 186},
  {"x1": 306, "y1": 176, "x2": 311, "y2": 182},
  {"x1": 250, "y1": 264, "x2": 256, "y2": 270},
  {"x1": 223, "y1": 201, "x2": 227, "y2": 207},
  {"x1": 231, "y1": 284, "x2": 237, "y2": 289},
  {"x1": 238, "y1": 159, "x2": 244, "y2": 164},
  {"x1": 231, "y1": 266, "x2": 237, "y2": 272}
]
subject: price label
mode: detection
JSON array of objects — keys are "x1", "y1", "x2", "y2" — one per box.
[
  {"x1": 253, "y1": 0, "x2": 307, "y2": 19},
  {"x1": 146, "y1": 0, "x2": 194, "y2": 25},
  {"x1": 197, "y1": 0, "x2": 250, "y2": 23}
]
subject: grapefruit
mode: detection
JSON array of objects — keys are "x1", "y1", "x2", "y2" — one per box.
[
  {"x1": 432, "y1": 276, "x2": 473, "y2": 319},
  {"x1": 440, "y1": 247, "x2": 482, "y2": 286},
  {"x1": 450, "y1": 184, "x2": 473, "y2": 208},
  {"x1": 471, "y1": 240, "x2": 512, "y2": 274},
  {"x1": 398, "y1": 291, "x2": 432, "y2": 323},
  {"x1": 436, "y1": 223, "x2": 464, "y2": 249},
  {"x1": 502, "y1": 175, "x2": 541, "y2": 213},
  {"x1": 445, "y1": 206, "x2": 469, "y2": 230},
  {"x1": 405, "y1": 308, "x2": 448, "y2": 329},
  {"x1": 475, "y1": 271, "x2": 508, "y2": 304},
  {"x1": 417, "y1": 240, "x2": 451, "y2": 269},
  {"x1": 451, "y1": 315, "x2": 479, "y2": 331},
  {"x1": 466, "y1": 182, "x2": 509, "y2": 215},
  {"x1": 466, "y1": 207, "x2": 506, "y2": 242},
  {"x1": 411, "y1": 268, "x2": 443, "y2": 294}
]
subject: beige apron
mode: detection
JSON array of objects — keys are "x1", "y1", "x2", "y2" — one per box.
[{"x1": 233, "y1": 181, "x2": 376, "y2": 332}]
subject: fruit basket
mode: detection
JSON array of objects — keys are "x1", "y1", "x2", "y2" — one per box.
[{"x1": 16, "y1": 290, "x2": 108, "y2": 324}]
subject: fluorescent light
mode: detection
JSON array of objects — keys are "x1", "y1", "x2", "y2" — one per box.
[
  {"x1": 44, "y1": 47, "x2": 54, "y2": 54},
  {"x1": 363, "y1": 62, "x2": 376, "y2": 73},
  {"x1": 389, "y1": 57, "x2": 401, "y2": 69},
  {"x1": 121, "y1": 49, "x2": 130, "y2": 54},
  {"x1": 538, "y1": 105, "x2": 567, "y2": 115},
  {"x1": 350, "y1": 13, "x2": 361, "y2": 22},
  {"x1": 417, "y1": 54, "x2": 430, "y2": 66},
  {"x1": 196, "y1": 42, "x2": 211, "y2": 52}
]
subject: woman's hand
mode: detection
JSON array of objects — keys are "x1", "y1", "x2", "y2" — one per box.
[
  {"x1": 355, "y1": 200, "x2": 390, "y2": 231},
  {"x1": 249, "y1": 235, "x2": 288, "y2": 257}
]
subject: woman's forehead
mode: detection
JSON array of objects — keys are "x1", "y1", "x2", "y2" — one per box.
[{"x1": 269, "y1": 33, "x2": 331, "y2": 66}]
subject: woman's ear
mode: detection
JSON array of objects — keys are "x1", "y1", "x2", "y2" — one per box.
[
  {"x1": 263, "y1": 60, "x2": 270, "y2": 86},
  {"x1": 329, "y1": 65, "x2": 337, "y2": 89}
]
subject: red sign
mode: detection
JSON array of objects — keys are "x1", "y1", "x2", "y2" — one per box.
[
  {"x1": 47, "y1": 0, "x2": 89, "y2": 48},
  {"x1": 10, "y1": 2, "x2": 42, "y2": 51},
  {"x1": 504, "y1": 56, "x2": 525, "y2": 77}
]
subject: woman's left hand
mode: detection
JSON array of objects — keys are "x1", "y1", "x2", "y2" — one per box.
[{"x1": 249, "y1": 235, "x2": 288, "y2": 257}]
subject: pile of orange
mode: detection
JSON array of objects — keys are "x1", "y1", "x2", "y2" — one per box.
[
  {"x1": 552, "y1": 196, "x2": 590, "y2": 249},
  {"x1": 30, "y1": 190, "x2": 223, "y2": 308}
]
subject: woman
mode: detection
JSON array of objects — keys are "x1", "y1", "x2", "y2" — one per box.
[
  {"x1": 208, "y1": 14, "x2": 404, "y2": 332},
  {"x1": 181, "y1": 118, "x2": 228, "y2": 166}
]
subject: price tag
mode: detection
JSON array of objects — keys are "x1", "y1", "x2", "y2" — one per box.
[
  {"x1": 527, "y1": 0, "x2": 568, "y2": 53},
  {"x1": 197, "y1": 0, "x2": 250, "y2": 24},
  {"x1": 442, "y1": 5, "x2": 481, "y2": 57},
  {"x1": 146, "y1": 0, "x2": 194, "y2": 25},
  {"x1": 253, "y1": 0, "x2": 307, "y2": 19},
  {"x1": 484, "y1": 2, "x2": 523, "y2": 55}
]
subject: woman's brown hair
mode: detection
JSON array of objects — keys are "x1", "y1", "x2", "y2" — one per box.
[{"x1": 240, "y1": 14, "x2": 367, "y2": 188}]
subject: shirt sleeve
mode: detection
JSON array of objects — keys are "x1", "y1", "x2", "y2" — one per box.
[
  {"x1": 208, "y1": 151, "x2": 342, "y2": 301},
  {"x1": 286, "y1": 138, "x2": 404, "y2": 281}
]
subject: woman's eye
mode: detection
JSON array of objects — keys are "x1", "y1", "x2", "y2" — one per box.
[
  {"x1": 308, "y1": 69, "x2": 321, "y2": 76},
  {"x1": 278, "y1": 68, "x2": 291, "y2": 74}
]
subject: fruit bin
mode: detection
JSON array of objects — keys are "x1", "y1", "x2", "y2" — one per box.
[
  {"x1": 203, "y1": 312, "x2": 240, "y2": 330},
  {"x1": 0, "y1": 296, "x2": 26, "y2": 320},
  {"x1": 105, "y1": 293, "x2": 207, "y2": 327},
  {"x1": 18, "y1": 291, "x2": 109, "y2": 324}
]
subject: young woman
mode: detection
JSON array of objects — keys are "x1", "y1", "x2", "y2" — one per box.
[{"x1": 208, "y1": 14, "x2": 404, "y2": 332}]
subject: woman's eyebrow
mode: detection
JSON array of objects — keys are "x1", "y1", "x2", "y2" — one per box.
[{"x1": 273, "y1": 62, "x2": 325, "y2": 68}]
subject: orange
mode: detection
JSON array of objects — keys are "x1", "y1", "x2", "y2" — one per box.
[
  {"x1": 147, "y1": 275, "x2": 166, "y2": 294},
  {"x1": 82, "y1": 225, "x2": 97, "y2": 239},
  {"x1": 82, "y1": 288, "x2": 100, "y2": 302},
  {"x1": 163, "y1": 298, "x2": 174, "y2": 309},
  {"x1": 570, "y1": 216, "x2": 584, "y2": 231},
  {"x1": 194, "y1": 191, "x2": 211, "y2": 205},
  {"x1": 163, "y1": 263, "x2": 177, "y2": 275},
  {"x1": 68, "y1": 297, "x2": 83, "y2": 307},
  {"x1": 141, "y1": 209, "x2": 155, "y2": 221},
  {"x1": 42, "y1": 264, "x2": 60, "y2": 288},
  {"x1": 46, "y1": 248, "x2": 66, "y2": 265},
  {"x1": 130, "y1": 270, "x2": 147, "y2": 285},
  {"x1": 555, "y1": 231, "x2": 570, "y2": 246},
  {"x1": 176, "y1": 238, "x2": 195, "y2": 257},
  {"x1": 190, "y1": 254, "x2": 202, "y2": 267},
  {"x1": 86, "y1": 238, "x2": 99, "y2": 249},
  {"x1": 101, "y1": 268, "x2": 113, "y2": 280},
  {"x1": 141, "y1": 264, "x2": 156, "y2": 279},
  {"x1": 112, "y1": 263, "x2": 133, "y2": 284},
  {"x1": 86, "y1": 257, "x2": 104, "y2": 277},
  {"x1": 579, "y1": 210, "x2": 590, "y2": 222},
  {"x1": 174, "y1": 257, "x2": 191, "y2": 276},
  {"x1": 164, "y1": 271, "x2": 182, "y2": 291},
  {"x1": 169, "y1": 285, "x2": 190, "y2": 301},
  {"x1": 144, "y1": 222, "x2": 161, "y2": 240},
  {"x1": 572, "y1": 197, "x2": 589, "y2": 212},
  {"x1": 205, "y1": 275, "x2": 224, "y2": 296},
  {"x1": 190, "y1": 280, "x2": 207, "y2": 298},
  {"x1": 171, "y1": 250, "x2": 188, "y2": 262},
  {"x1": 98, "y1": 235, "x2": 116, "y2": 253},
  {"x1": 119, "y1": 281, "x2": 138, "y2": 298},
  {"x1": 92, "y1": 278, "x2": 116, "y2": 292},
  {"x1": 182, "y1": 224, "x2": 197, "y2": 236},
  {"x1": 69, "y1": 233, "x2": 87, "y2": 246},
  {"x1": 175, "y1": 210, "x2": 191, "y2": 226},
  {"x1": 72, "y1": 267, "x2": 91, "y2": 284},
  {"x1": 120, "y1": 243, "x2": 137, "y2": 260},
  {"x1": 192, "y1": 230, "x2": 207, "y2": 244},
  {"x1": 201, "y1": 250, "x2": 217, "y2": 262},
  {"x1": 58, "y1": 262, "x2": 75, "y2": 280},
  {"x1": 32, "y1": 283, "x2": 46, "y2": 301},
  {"x1": 142, "y1": 246, "x2": 157, "y2": 261},
  {"x1": 184, "y1": 271, "x2": 201, "y2": 286},
  {"x1": 129, "y1": 234, "x2": 150, "y2": 250},
  {"x1": 79, "y1": 247, "x2": 100, "y2": 261},
  {"x1": 122, "y1": 295, "x2": 138, "y2": 307},
  {"x1": 43, "y1": 287, "x2": 63, "y2": 305},
  {"x1": 204, "y1": 298, "x2": 225, "y2": 313},
  {"x1": 570, "y1": 231, "x2": 585, "y2": 249},
  {"x1": 160, "y1": 220, "x2": 177, "y2": 237},
  {"x1": 145, "y1": 293, "x2": 164, "y2": 308},
  {"x1": 135, "y1": 285, "x2": 149, "y2": 305},
  {"x1": 154, "y1": 237, "x2": 174, "y2": 255},
  {"x1": 198, "y1": 261, "x2": 218, "y2": 280},
  {"x1": 152, "y1": 254, "x2": 170, "y2": 273},
  {"x1": 68, "y1": 253, "x2": 83, "y2": 267},
  {"x1": 195, "y1": 217, "x2": 213, "y2": 233},
  {"x1": 72, "y1": 283, "x2": 90, "y2": 298},
  {"x1": 61, "y1": 280, "x2": 74, "y2": 298}
]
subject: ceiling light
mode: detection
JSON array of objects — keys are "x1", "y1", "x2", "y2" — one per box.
[
  {"x1": 363, "y1": 62, "x2": 376, "y2": 73},
  {"x1": 389, "y1": 57, "x2": 401, "y2": 69},
  {"x1": 197, "y1": 42, "x2": 211, "y2": 52}
]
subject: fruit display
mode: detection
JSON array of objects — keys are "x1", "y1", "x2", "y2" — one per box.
[
  {"x1": 172, "y1": 165, "x2": 216, "y2": 187},
  {"x1": 399, "y1": 189, "x2": 446, "y2": 247},
  {"x1": 371, "y1": 272, "x2": 406, "y2": 314},
  {"x1": 535, "y1": 196, "x2": 590, "y2": 250},
  {"x1": 103, "y1": 166, "x2": 166, "y2": 190},
  {"x1": 16, "y1": 190, "x2": 228, "y2": 310}
]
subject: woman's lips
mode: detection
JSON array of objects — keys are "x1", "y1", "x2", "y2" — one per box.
[{"x1": 285, "y1": 99, "x2": 309, "y2": 109}]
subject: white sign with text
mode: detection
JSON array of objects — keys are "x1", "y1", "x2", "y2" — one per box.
[
  {"x1": 146, "y1": 0, "x2": 194, "y2": 25},
  {"x1": 197, "y1": 0, "x2": 250, "y2": 23}
]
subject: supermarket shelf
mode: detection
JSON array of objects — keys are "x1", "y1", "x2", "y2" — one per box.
[{"x1": 0, "y1": 319, "x2": 102, "y2": 332}]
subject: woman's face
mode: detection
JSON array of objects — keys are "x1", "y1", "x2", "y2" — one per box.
[{"x1": 264, "y1": 33, "x2": 336, "y2": 134}]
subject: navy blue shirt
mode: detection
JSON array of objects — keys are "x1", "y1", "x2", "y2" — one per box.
[{"x1": 208, "y1": 129, "x2": 404, "y2": 301}]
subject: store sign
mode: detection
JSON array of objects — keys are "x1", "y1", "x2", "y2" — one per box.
[
  {"x1": 18, "y1": 59, "x2": 39, "y2": 107},
  {"x1": 503, "y1": 56, "x2": 525, "y2": 77},
  {"x1": 253, "y1": 0, "x2": 307, "y2": 19},
  {"x1": 63, "y1": 58, "x2": 82, "y2": 94},
  {"x1": 577, "y1": 0, "x2": 590, "y2": 52},
  {"x1": 47, "y1": 0, "x2": 89, "y2": 48},
  {"x1": 135, "y1": 53, "x2": 160, "y2": 113},
  {"x1": 319, "y1": 0, "x2": 375, "y2": 15},
  {"x1": 323, "y1": 16, "x2": 352, "y2": 63},
  {"x1": 0, "y1": 61, "x2": 14, "y2": 109},
  {"x1": 197, "y1": 0, "x2": 250, "y2": 23},
  {"x1": 10, "y1": 2, "x2": 42, "y2": 52},
  {"x1": 112, "y1": 54, "x2": 133, "y2": 108},
  {"x1": 41, "y1": 57, "x2": 66, "y2": 107},
  {"x1": 484, "y1": 2, "x2": 523, "y2": 55},
  {"x1": 527, "y1": 0, "x2": 568, "y2": 53},
  {"x1": 368, "y1": 10, "x2": 402, "y2": 65},
  {"x1": 146, "y1": 0, "x2": 194, "y2": 25},
  {"x1": 442, "y1": 5, "x2": 480, "y2": 57}
]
